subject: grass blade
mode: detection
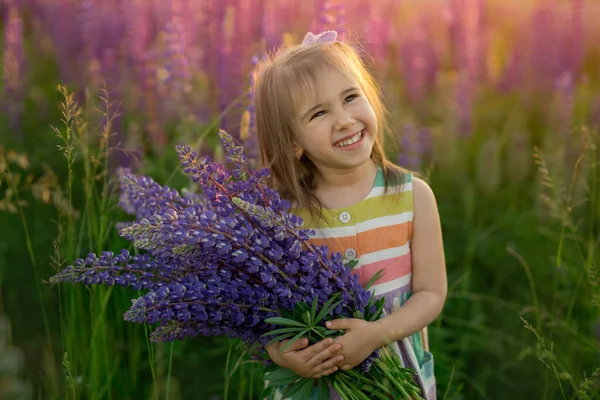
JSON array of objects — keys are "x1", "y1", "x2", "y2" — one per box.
[{"x1": 265, "y1": 317, "x2": 307, "y2": 328}]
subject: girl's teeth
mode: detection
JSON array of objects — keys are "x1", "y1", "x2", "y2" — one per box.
[{"x1": 336, "y1": 131, "x2": 363, "y2": 147}]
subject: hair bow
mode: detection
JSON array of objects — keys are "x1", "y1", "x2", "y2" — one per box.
[{"x1": 301, "y1": 30, "x2": 338, "y2": 46}]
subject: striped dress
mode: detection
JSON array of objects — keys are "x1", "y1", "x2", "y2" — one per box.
[{"x1": 269, "y1": 168, "x2": 436, "y2": 400}]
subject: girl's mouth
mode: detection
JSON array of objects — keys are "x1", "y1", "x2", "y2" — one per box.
[{"x1": 334, "y1": 130, "x2": 365, "y2": 149}]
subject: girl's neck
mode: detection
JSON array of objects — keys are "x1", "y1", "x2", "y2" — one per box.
[{"x1": 312, "y1": 159, "x2": 378, "y2": 209}]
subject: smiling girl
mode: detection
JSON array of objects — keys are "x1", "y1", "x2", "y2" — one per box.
[{"x1": 255, "y1": 31, "x2": 447, "y2": 399}]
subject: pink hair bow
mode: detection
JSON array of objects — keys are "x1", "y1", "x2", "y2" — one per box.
[{"x1": 301, "y1": 30, "x2": 338, "y2": 45}]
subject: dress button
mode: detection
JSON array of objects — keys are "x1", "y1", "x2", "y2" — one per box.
[
  {"x1": 344, "y1": 248, "x2": 357, "y2": 260},
  {"x1": 339, "y1": 211, "x2": 351, "y2": 223}
]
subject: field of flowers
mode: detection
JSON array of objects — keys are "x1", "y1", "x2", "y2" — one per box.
[{"x1": 0, "y1": 0, "x2": 599, "y2": 399}]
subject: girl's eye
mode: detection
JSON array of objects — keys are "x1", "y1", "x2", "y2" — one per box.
[
  {"x1": 310, "y1": 110, "x2": 325, "y2": 120},
  {"x1": 345, "y1": 94, "x2": 358, "y2": 103}
]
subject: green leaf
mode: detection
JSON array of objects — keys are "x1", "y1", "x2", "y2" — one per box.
[
  {"x1": 352, "y1": 310, "x2": 364, "y2": 319},
  {"x1": 363, "y1": 268, "x2": 386, "y2": 290},
  {"x1": 344, "y1": 259, "x2": 359, "y2": 269},
  {"x1": 314, "y1": 296, "x2": 343, "y2": 325},
  {"x1": 313, "y1": 294, "x2": 339, "y2": 324},
  {"x1": 333, "y1": 380, "x2": 368, "y2": 400},
  {"x1": 282, "y1": 377, "x2": 315, "y2": 399},
  {"x1": 365, "y1": 297, "x2": 386, "y2": 321},
  {"x1": 316, "y1": 378, "x2": 331, "y2": 399},
  {"x1": 373, "y1": 362, "x2": 414, "y2": 399},
  {"x1": 372, "y1": 299, "x2": 386, "y2": 320},
  {"x1": 294, "y1": 301, "x2": 310, "y2": 316},
  {"x1": 265, "y1": 317, "x2": 307, "y2": 328},
  {"x1": 279, "y1": 329, "x2": 309, "y2": 353},
  {"x1": 310, "y1": 296, "x2": 319, "y2": 322},
  {"x1": 265, "y1": 332, "x2": 296, "y2": 347},
  {"x1": 302, "y1": 310, "x2": 311, "y2": 326},
  {"x1": 263, "y1": 363, "x2": 281, "y2": 374},
  {"x1": 265, "y1": 367, "x2": 301, "y2": 386},
  {"x1": 310, "y1": 326, "x2": 332, "y2": 337},
  {"x1": 261, "y1": 326, "x2": 303, "y2": 337},
  {"x1": 261, "y1": 385, "x2": 276, "y2": 399}
]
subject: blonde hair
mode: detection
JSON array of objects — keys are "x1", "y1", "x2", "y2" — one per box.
[{"x1": 254, "y1": 38, "x2": 406, "y2": 216}]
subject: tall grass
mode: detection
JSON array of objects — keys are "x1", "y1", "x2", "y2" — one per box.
[
  {"x1": 48, "y1": 84, "x2": 147, "y2": 399},
  {"x1": 35, "y1": 85, "x2": 259, "y2": 400},
  {"x1": 0, "y1": 0, "x2": 599, "y2": 397},
  {"x1": 1, "y1": 85, "x2": 598, "y2": 400}
]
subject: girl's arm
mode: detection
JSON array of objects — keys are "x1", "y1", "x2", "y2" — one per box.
[
  {"x1": 370, "y1": 176, "x2": 448, "y2": 347},
  {"x1": 323, "y1": 177, "x2": 447, "y2": 370}
]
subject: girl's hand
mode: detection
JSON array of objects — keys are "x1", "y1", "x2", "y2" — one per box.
[
  {"x1": 266, "y1": 337, "x2": 345, "y2": 378},
  {"x1": 325, "y1": 318, "x2": 382, "y2": 371}
]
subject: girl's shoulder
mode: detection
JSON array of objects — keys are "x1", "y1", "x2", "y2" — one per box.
[{"x1": 378, "y1": 164, "x2": 414, "y2": 196}]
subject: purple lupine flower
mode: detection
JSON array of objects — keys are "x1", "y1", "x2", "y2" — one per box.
[
  {"x1": 447, "y1": 0, "x2": 485, "y2": 136},
  {"x1": 360, "y1": 0, "x2": 401, "y2": 69},
  {"x1": 116, "y1": 168, "x2": 200, "y2": 220},
  {"x1": 397, "y1": 124, "x2": 433, "y2": 170},
  {"x1": 163, "y1": 0, "x2": 193, "y2": 99},
  {"x1": 140, "y1": 48, "x2": 169, "y2": 150},
  {"x1": 200, "y1": 0, "x2": 219, "y2": 76},
  {"x1": 2, "y1": 1, "x2": 25, "y2": 130},
  {"x1": 363, "y1": 16, "x2": 389, "y2": 66},
  {"x1": 260, "y1": 0, "x2": 282, "y2": 52},
  {"x1": 562, "y1": 0, "x2": 584, "y2": 77},
  {"x1": 224, "y1": 0, "x2": 254, "y2": 139},
  {"x1": 35, "y1": 0, "x2": 80, "y2": 85},
  {"x1": 215, "y1": 0, "x2": 235, "y2": 134},
  {"x1": 124, "y1": 0, "x2": 152, "y2": 68},
  {"x1": 529, "y1": 3, "x2": 560, "y2": 92},
  {"x1": 123, "y1": 0, "x2": 154, "y2": 110},
  {"x1": 447, "y1": 0, "x2": 486, "y2": 83},
  {"x1": 497, "y1": 36, "x2": 525, "y2": 93},
  {"x1": 315, "y1": 0, "x2": 346, "y2": 38},
  {"x1": 77, "y1": 0, "x2": 96, "y2": 61},
  {"x1": 399, "y1": 21, "x2": 439, "y2": 104},
  {"x1": 241, "y1": 55, "x2": 262, "y2": 166},
  {"x1": 51, "y1": 131, "x2": 375, "y2": 373}
]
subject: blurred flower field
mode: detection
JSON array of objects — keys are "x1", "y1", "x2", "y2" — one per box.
[{"x1": 0, "y1": 0, "x2": 599, "y2": 399}]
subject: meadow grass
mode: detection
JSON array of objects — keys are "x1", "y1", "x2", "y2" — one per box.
[
  {"x1": 1, "y1": 2, "x2": 599, "y2": 394},
  {"x1": 1, "y1": 83, "x2": 597, "y2": 399}
]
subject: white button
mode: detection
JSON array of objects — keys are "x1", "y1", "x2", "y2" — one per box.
[
  {"x1": 344, "y1": 248, "x2": 357, "y2": 260},
  {"x1": 339, "y1": 212, "x2": 351, "y2": 223}
]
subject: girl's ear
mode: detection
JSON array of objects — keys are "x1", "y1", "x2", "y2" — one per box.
[{"x1": 294, "y1": 143, "x2": 304, "y2": 160}]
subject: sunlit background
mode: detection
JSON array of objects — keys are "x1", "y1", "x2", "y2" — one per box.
[{"x1": 0, "y1": 0, "x2": 599, "y2": 399}]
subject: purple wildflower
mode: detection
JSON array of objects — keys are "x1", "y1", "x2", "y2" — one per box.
[
  {"x1": 163, "y1": 0, "x2": 193, "y2": 98},
  {"x1": 241, "y1": 55, "x2": 262, "y2": 166},
  {"x1": 2, "y1": 1, "x2": 24, "y2": 129},
  {"x1": 399, "y1": 21, "x2": 439, "y2": 104},
  {"x1": 50, "y1": 130, "x2": 374, "y2": 370},
  {"x1": 397, "y1": 124, "x2": 433, "y2": 170}
]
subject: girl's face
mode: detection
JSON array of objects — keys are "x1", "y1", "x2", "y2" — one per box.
[{"x1": 293, "y1": 68, "x2": 377, "y2": 174}]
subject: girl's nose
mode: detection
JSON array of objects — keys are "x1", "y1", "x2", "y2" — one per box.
[{"x1": 334, "y1": 112, "x2": 356, "y2": 130}]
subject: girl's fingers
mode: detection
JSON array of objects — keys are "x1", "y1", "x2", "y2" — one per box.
[
  {"x1": 307, "y1": 343, "x2": 341, "y2": 366},
  {"x1": 325, "y1": 355, "x2": 344, "y2": 369},
  {"x1": 281, "y1": 338, "x2": 308, "y2": 353},
  {"x1": 312, "y1": 354, "x2": 343, "y2": 378},
  {"x1": 315, "y1": 366, "x2": 338, "y2": 378},
  {"x1": 304, "y1": 338, "x2": 335, "y2": 358}
]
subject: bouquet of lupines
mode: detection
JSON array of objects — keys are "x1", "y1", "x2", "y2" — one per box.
[{"x1": 49, "y1": 131, "x2": 421, "y2": 399}]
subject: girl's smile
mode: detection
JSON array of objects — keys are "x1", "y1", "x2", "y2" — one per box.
[
  {"x1": 333, "y1": 129, "x2": 366, "y2": 150},
  {"x1": 293, "y1": 67, "x2": 378, "y2": 174}
]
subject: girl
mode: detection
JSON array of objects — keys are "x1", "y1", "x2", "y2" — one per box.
[{"x1": 255, "y1": 31, "x2": 447, "y2": 400}]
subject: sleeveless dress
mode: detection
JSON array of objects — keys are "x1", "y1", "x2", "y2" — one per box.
[{"x1": 268, "y1": 169, "x2": 436, "y2": 400}]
